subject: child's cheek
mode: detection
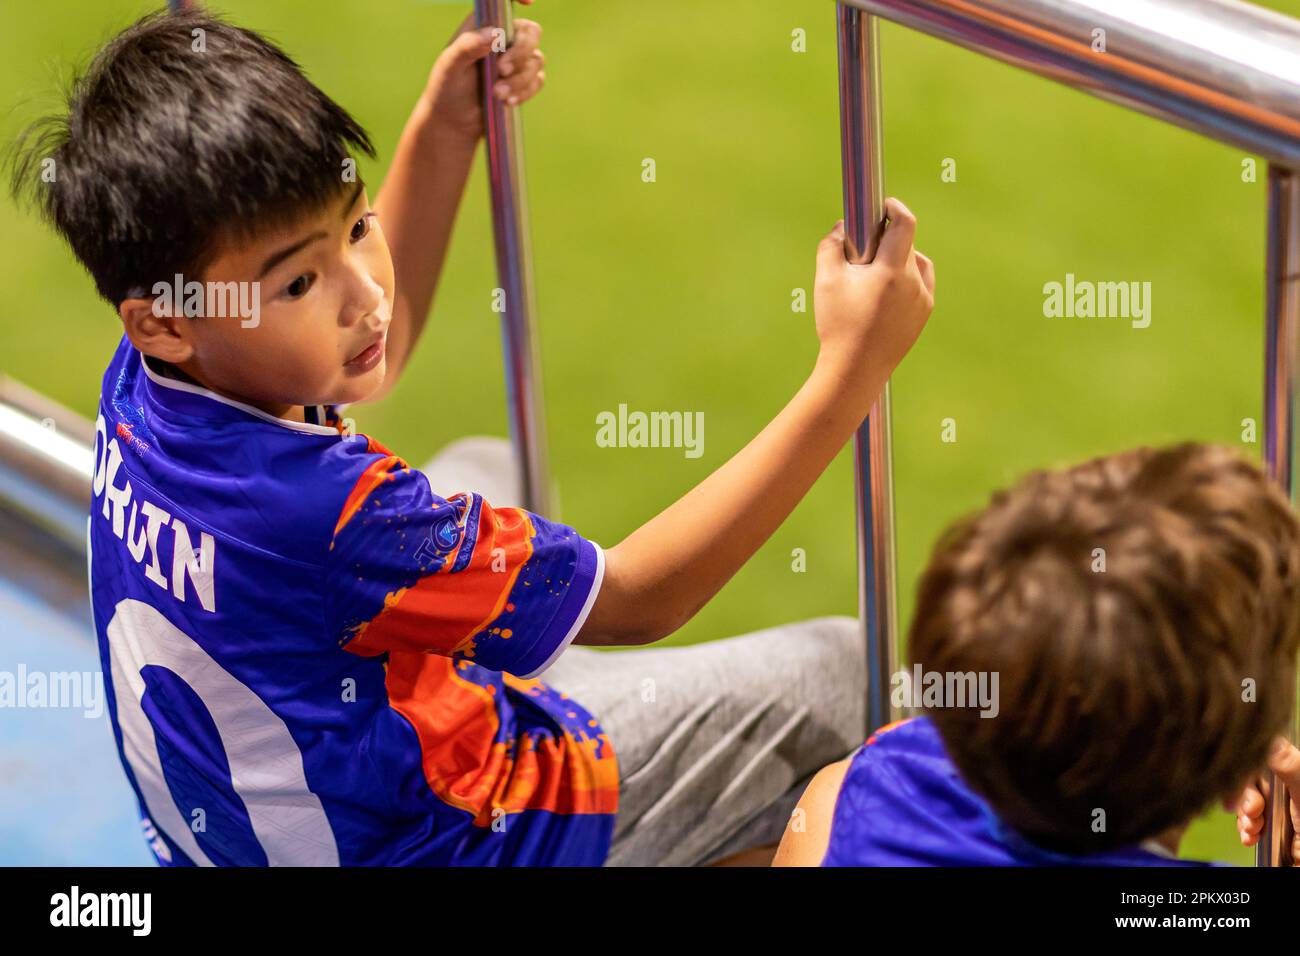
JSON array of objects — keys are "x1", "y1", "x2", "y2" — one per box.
[{"x1": 368, "y1": 227, "x2": 397, "y2": 302}]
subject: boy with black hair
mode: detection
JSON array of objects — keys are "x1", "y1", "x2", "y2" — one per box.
[{"x1": 8, "y1": 9, "x2": 934, "y2": 866}]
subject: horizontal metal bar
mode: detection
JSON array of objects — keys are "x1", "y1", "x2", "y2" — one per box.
[
  {"x1": 843, "y1": 0, "x2": 1300, "y2": 167},
  {"x1": 0, "y1": 393, "x2": 93, "y2": 557}
]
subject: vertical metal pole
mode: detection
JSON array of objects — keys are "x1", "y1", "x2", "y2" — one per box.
[
  {"x1": 474, "y1": 0, "x2": 553, "y2": 516},
  {"x1": 1260, "y1": 164, "x2": 1300, "y2": 868},
  {"x1": 837, "y1": 6, "x2": 898, "y2": 734}
]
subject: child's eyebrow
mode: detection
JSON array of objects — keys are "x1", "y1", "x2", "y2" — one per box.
[
  {"x1": 255, "y1": 181, "x2": 367, "y2": 280},
  {"x1": 257, "y1": 232, "x2": 327, "y2": 279}
]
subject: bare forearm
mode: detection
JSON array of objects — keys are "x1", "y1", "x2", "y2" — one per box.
[
  {"x1": 373, "y1": 97, "x2": 478, "y2": 391},
  {"x1": 576, "y1": 200, "x2": 935, "y2": 646},
  {"x1": 579, "y1": 355, "x2": 887, "y2": 645}
]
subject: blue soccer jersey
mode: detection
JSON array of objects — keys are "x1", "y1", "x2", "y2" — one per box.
[
  {"x1": 822, "y1": 717, "x2": 1216, "y2": 867},
  {"x1": 88, "y1": 336, "x2": 618, "y2": 866}
]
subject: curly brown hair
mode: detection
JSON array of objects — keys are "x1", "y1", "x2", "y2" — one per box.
[{"x1": 909, "y1": 443, "x2": 1300, "y2": 853}]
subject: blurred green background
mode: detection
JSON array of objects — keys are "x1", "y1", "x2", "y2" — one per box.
[{"x1": 4, "y1": 0, "x2": 1296, "y2": 865}]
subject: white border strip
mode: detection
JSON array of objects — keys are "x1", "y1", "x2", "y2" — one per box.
[{"x1": 518, "y1": 542, "x2": 607, "y2": 680}]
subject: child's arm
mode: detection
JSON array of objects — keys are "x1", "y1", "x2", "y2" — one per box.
[
  {"x1": 576, "y1": 200, "x2": 935, "y2": 646},
  {"x1": 772, "y1": 759, "x2": 852, "y2": 866},
  {"x1": 370, "y1": 12, "x2": 545, "y2": 401}
]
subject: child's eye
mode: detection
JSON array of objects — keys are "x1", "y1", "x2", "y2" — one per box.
[
  {"x1": 284, "y1": 274, "x2": 314, "y2": 299},
  {"x1": 350, "y1": 212, "x2": 376, "y2": 243}
]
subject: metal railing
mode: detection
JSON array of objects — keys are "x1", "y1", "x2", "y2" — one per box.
[
  {"x1": 475, "y1": 0, "x2": 552, "y2": 515},
  {"x1": 836, "y1": 0, "x2": 1300, "y2": 868},
  {"x1": 0, "y1": 377, "x2": 94, "y2": 560},
  {"x1": 477, "y1": 0, "x2": 1300, "y2": 865},
  {"x1": 3, "y1": 0, "x2": 1294, "y2": 867}
]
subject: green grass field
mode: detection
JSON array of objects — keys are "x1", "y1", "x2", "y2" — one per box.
[{"x1": 5, "y1": 0, "x2": 1298, "y2": 865}]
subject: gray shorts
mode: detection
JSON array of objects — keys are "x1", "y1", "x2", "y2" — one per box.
[
  {"x1": 540, "y1": 617, "x2": 866, "y2": 866},
  {"x1": 423, "y1": 438, "x2": 867, "y2": 866}
]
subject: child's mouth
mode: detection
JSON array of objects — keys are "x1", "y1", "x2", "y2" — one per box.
[{"x1": 345, "y1": 332, "x2": 386, "y2": 372}]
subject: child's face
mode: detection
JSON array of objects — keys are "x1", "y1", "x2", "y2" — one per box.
[{"x1": 127, "y1": 182, "x2": 394, "y2": 417}]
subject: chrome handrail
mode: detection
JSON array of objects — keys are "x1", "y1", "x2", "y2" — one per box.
[
  {"x1": 840, "y1": 0, "x2": 1300, "y2": 867},
  {"x1": 0, "y1": 377, "x2": 93, "y2": 557},
  {"x1": 838, "y1": 9, "x2": 899, "y2": 738},
  {"x1": 7, "y1": 0, "x2": 1289, "y2": 867},
  {"x1": 475, "y1": 0, "x2": 553, "y2": 516},
  {"x1": 846, "y1": 0, "x2": 1300, "y2": 165}
]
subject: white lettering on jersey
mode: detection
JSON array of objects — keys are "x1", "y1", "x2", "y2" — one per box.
[
  {"x1": 100, "y1": 437, "x2": 132, "y2": 538},
  {"x1": 140, "y1": 501, "x2": 172, "y2": 592},
  {"x1": 92, "y1": 414, "x2": 108, "y2": 496},
  {"x1": 126, "y1": 502, "x2": 147, "y2": 563},
  {"x1": 93, "y1": 414, "x2": 217, "y2": 613},
  {"x1": 170, "y1": 517, "x2": 215, "y2": 612}
]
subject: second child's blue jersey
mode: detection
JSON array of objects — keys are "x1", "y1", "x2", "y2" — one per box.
[
  {"x1": 823, "y1": 717, "x2": 1216, "y2": 867},
  {"x1": 88, "y1": 337, "x2": 618, "y2": 866}
]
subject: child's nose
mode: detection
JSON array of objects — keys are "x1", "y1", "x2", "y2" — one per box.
[{"x1": 341, "y1": 270, "x2": 385, "y2": 326}]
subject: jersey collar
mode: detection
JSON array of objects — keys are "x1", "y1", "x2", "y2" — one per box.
[{"x1": 139, "y1": 349, "x2": 341, "y2": 437}]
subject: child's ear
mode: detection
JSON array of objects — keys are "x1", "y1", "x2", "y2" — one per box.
[{"x1": 119, "y1": 293, "x2": 195, "y2": 364}]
